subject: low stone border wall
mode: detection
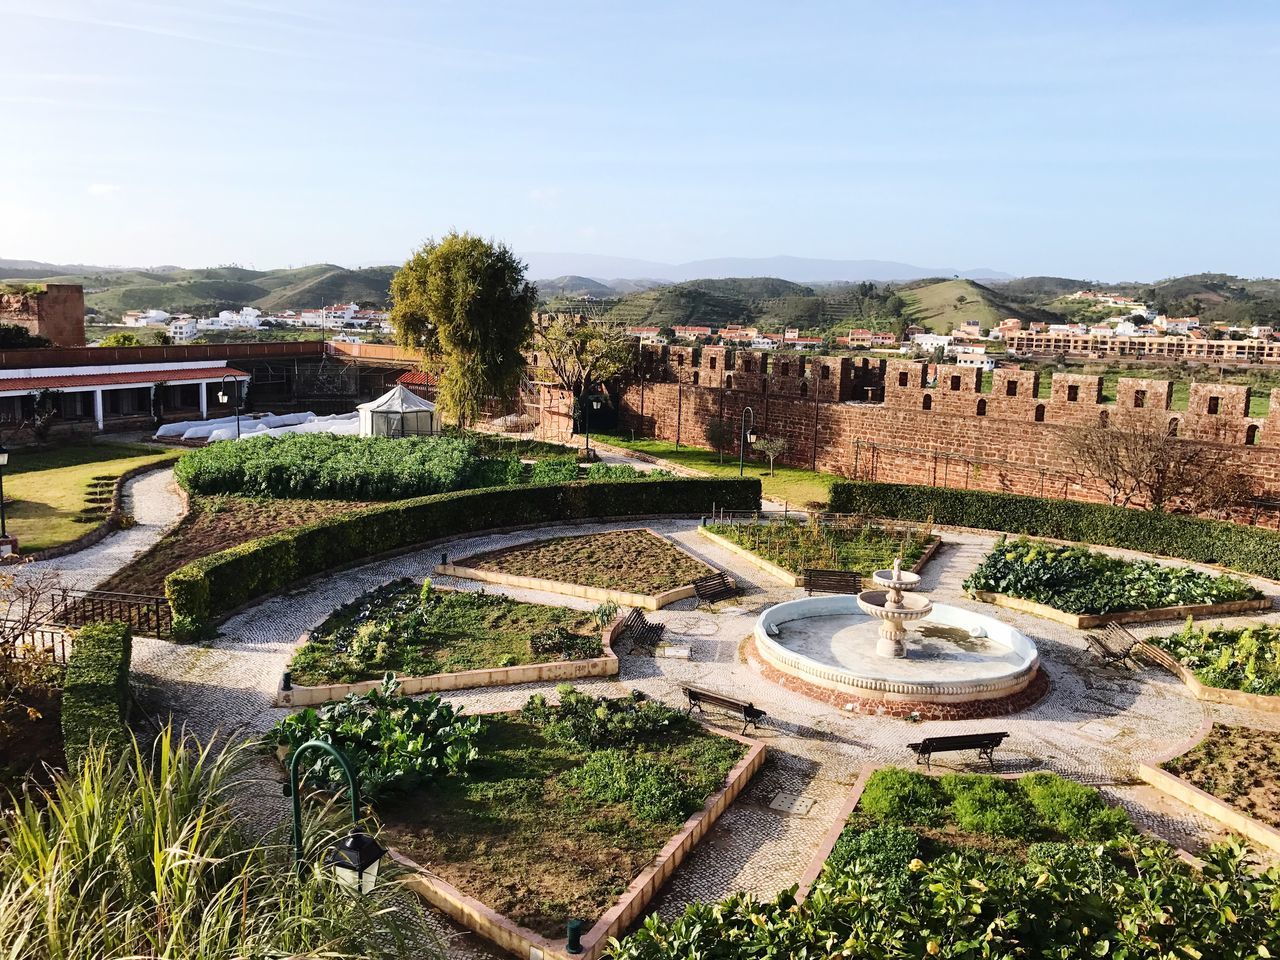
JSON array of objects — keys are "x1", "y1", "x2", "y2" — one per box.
[
  {"x1": 436, "y1": 527, "x2": 718, "y2": 612},
  {"x1": 697, "y1": 526, "x2": 940, "y2": 588},
  {"x1": 14, "y1": 456, "x2": 178, "y2": 564},
  {"x1": 970, "y1": 591, "x2": 1271, "y2": 629},
  {"x1": 395, "y1": 725, "x2": 767, "y2": 960},
  {"x1": 1137, "y1": 642, "x2": 1280, "y2": 713},
  {"x1": 1138, "y1": 719, "x2": 1280, "y2": 854},
  {"x1": 276, "y1": 608, "x2": 625, "y2": 708}
]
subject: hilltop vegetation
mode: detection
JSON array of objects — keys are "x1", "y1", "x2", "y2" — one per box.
[{"x1": 898, "y1": 278, "x2": 1051, "y2": 333}]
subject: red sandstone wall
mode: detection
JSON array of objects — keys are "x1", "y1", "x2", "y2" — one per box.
[{"x1": 0, "y1": 284, "x2": 86, "y2": 346}]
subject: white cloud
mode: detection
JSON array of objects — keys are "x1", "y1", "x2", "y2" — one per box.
[
  {"x1": 87, "y1": 183, "x2": 122, "y2": 197},
  {"x1": 528, "y1": 186, "x2": 562, "y2": 207}
]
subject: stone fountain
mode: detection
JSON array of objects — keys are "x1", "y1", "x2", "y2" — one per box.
[{"x1": 856, "y1": 557, "x2": 933, "y2": 658}]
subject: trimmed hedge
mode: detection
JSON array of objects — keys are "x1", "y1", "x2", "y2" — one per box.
[
  {"x1": 829, "y1": 481, "x2": 1280, "y2": 580},
  {"x1": 166, "y1": 477, "x2": 760, "y2": 625},
  {"x1": 60, "y1": 621, "x2": 132, "y2": 768}
]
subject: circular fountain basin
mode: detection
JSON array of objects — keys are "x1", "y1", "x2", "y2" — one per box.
[{"x1": 755, "y1": 594, "x2": 1039, "y2": 706}]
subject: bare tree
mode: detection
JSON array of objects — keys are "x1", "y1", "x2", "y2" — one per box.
[
  {"x1": 1066, "y1": 412, "x2": 1247, "y2": 512},
  {"x1": 753, "y1": 434, "x2": 788, "y2": 476},
  {"x1": 0, "y1": 570, "x2": 65, "y2": 730}
]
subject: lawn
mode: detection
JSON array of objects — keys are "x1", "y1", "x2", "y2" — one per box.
[
  {"x1": 289, "y1": 579, "x2": 600, "y2": 686},
  {"x1": 97, "y1": 493, "x2": 370, "y2": 595},
  {"x1": 706, "y1": 518, "x2": 934, "y2": 575},
  {"x1": 461, "y1": 529, "x2": 710, "y2": 595},
  {"x1": 1162, "y1": 724, "x2": 1280, "y2": 829},
  {"x1": 379, "y1": 695, "x2": 746, "y2": 937},
  {"x1": 597, "y1": 433, "x2": 838, "y2": 507},
  {"x1": 7, "y1": 442, "x2": 179, "y2": 552}
]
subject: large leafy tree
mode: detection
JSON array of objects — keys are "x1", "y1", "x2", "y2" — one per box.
[
  {"x1": 389, "y1": 233, "x2": 537, "y2": 427},
  {"x1": 533, "y1": 314, "x2": 635, "y2": 405}
]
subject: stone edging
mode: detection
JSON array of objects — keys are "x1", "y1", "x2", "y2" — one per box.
[
  {"x1": 696, "y1": 525, "x2": 940, "y2": 587},
  {"x1": 275, "y1": 608, "x2": 625, "y2": 707},
  {"x1": 970, "y1": 591, "x2": 1272, "y2": 629},
  {"x1": 13, "y1": 456, "x2": 178, "y2": 564},
  {"x1": 1137, "y1": 642, "x2": 1280, "y2": 713},
  {"x1": 1138, "y1": 719, "x2": 1280, "y2": 854},
  {"x1": 435, "y1": 527, "x2": 720, "y2": 611},
  {"x1": 394, "y1": 722, "x2": 767, "y2": 960}
]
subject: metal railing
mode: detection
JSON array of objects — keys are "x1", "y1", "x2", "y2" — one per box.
[
  {"x1": 49, "y1": 588, "x2": 172, "y2": 639},
  {"x1": 5, "y1": 623, "x2": 71, "y2": 664}
]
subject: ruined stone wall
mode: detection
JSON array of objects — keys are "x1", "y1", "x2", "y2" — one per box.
[{"x1": 0, "y1": 284, "x2": 86, "y2": 346}]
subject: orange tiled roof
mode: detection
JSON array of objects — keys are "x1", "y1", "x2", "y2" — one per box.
[{"x1": 0, "y1": 367, "x2": 249, "y2": 393}]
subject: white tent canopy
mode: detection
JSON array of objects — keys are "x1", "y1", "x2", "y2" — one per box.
[{"x1": 357, "y1": 385, "x2": 437, "y2": 437}]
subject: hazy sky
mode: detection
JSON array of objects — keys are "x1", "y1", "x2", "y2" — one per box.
[{"x1": 2, "y1": 0, "x2": 1278, "y2": 280}]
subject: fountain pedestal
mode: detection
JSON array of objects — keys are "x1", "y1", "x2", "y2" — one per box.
[{"x1": 856, "y1": 558, "x2": 932, "y2": 659}]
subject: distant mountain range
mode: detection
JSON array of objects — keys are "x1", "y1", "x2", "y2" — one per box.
[{"x1": 519, "y1": 252, "x2": 1012, "y2": 284}]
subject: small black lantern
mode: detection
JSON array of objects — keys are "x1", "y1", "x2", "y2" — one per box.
[{"x1": 324, "y1": 830, "x2": 388, "y2": 895}]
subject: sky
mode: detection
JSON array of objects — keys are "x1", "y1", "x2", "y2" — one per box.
[{"x1": 2, "y1": 0, "x2": 1279, "y2": 281}]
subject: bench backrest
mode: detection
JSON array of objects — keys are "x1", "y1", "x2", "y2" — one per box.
[
  {"x1": 917, "y1": 732, "x2": 1007, "y2": 750},
  {"x1": 1101, "y1": 622, "x2": 1139, "y2": 651},
  {"x1": 803, "y1": 569, "x2": 864, "y2": 592}
]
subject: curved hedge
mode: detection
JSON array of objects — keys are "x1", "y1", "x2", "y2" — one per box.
[
  {"x1": 61, "y1": 621, "x2": 132, "y2": 769},
  {"x1": 830, "y1": 481, "x2": 1280, "y2": 580},
  {"x1": 165, "y1": 477, "x2": 761, "y2": 625}
]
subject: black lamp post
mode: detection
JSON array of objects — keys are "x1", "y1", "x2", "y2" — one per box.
[
  {"x1": 582, "y1": 392, "x2": 602, "y2": 457},
  {"x1": 738, "y1": 406, "x2": 756, "y2": 477},
  {"x1": 286, "y1": 739, "x2": 387, "y2": 893},
  {"x1": 0, "y1": 443, "x2": 9, "y2": 544},
  {"x1": 217, "y1": 374, "x2": 242, "y2": 440}
]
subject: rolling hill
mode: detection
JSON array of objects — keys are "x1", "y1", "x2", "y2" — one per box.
[{"x1": 899, "y1": 278, "x2": 1054, "y2": 333}]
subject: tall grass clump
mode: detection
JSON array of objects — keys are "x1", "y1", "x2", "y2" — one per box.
[{"x1": 0, "y1": 728, "x2": 436, "y2": 960}]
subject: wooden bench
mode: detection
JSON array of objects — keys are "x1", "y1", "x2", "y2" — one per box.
[
  {"x1": 693, "y1": 571, "x2": 738, "y2": 605},
  {"x1": 1085, "y1": 622, "x2": 1142, "y2": 668},
  {"x1": 907, "y1": 732, "x2": 1008, "y2": 770},
  {"x1": 803, "y1": 568, "x2": 864, "y2": 595},
  {"x1": 681, "y1": 684, "x2": 766, "y2": 735},
  {"x1": 618, "y1": 608, "x2": 665, "y2": 655}
]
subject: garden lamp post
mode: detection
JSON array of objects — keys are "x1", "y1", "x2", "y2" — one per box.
[
  {"x1": 286, "y1": 739, "x2": 387, "y2": 893},
  {"x1": 0, "y1": 443, "x2": 11, "y2": 553},
  {"x1": 217, "y1": 374, "x2": 242, "y2": 439},
  {"x1": 738, "y1": 406, "x2": 756, "y2": 477},
  {"x1": 582, "y1": 392, "x2": 602, "y2": 457}
]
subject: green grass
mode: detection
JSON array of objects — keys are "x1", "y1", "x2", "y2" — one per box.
[
  {"x1": 290, "y1": 580, "x2": 598, "y2": 686},
  {"x1": 379, "y1": 712, "x2": 745, "y2": 937},
  {"x1": 598, "y1": 433, "x2": 838, "y2": 507},
  {"x1": 900, "y1": 279, "x2": 1010, "y2": 334},
  {"x1": 7, "y1": 443, "x2": 179, "y2": 552}
]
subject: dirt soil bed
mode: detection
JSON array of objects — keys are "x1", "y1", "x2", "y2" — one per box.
[
  {"x1": 380, "y1": 713, "x2": 745, "y2": 937},
  {"x1": 1163, "y1": 724, "x2": 1280, "y2": 829},
  {"x1": 461, "y1": 529, "x2": 710, "y2": 595},
  {"x1": 98, "y1": 494, "x2": 371, "y2": 595},
  {"x1": 0, "y1": 682, "x2": 64, "y2": 805}
]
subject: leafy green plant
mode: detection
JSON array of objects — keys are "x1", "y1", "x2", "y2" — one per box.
[
  {"x1": 521, "y1": 686, "x2": 685, "y2": 748},
  {"x1": 857, "y1": 767, "x2": 945, "y2": 825},
  {"x1": 529, "y1": 455, "x2": 581, "y2": 484},
  {"x1": 962, "y1": 535, "x2": 1259, "y2": 614},
  {"x1": 564, "y1": 749, "x2": 701, "y2": 824},
  {"x1": 270, "y1": 674, "x2": 480, "y2": 800},
  {"x1": 1019, "y1": 771, "x2": 1131, "y2": 839},
  {"x1": 823, "y1": 824, "x2": 919, "y2": 900},
  {"x1": 592, "y1": 600, "x2": 620, "y2": 629},
  {"x1": 60, "y1": 621, "x2": 132, "y2": 768},
  {"x1": 939, "y1": 773, "x2": 1035, "y2": 838},
  {"x1": 707, "y1": 517, "x2": 931, "y2": 575},
  {"x1": 529, "y1": 626, "x2": 603, "y2": 660},
  {"x1": 1151, "y1": 617, "x2": 1280, "y2": 695}
]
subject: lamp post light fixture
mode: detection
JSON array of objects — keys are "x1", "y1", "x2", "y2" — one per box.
[
  {"x1": 582, "y1": 392, "x2": 603, "y2": 458},
  {"x1": 738, "y1": 406, "x2": 756, "y2": 477},
  {"x1": 286, "y1": 739, "x2": 387, "y2": 893},
  {"x1": 217, "y1": 374, "x2": 242, "y2": 439}
]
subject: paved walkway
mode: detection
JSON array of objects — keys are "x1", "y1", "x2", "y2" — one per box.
[
  {"x1": 17, "y1": 466, "x2": 185, "y2": 591},
  {"x1": 124, "y1": 515, "x2": 1280, "y2": 957}
]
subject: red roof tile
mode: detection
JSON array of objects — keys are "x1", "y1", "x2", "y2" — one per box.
[
  {"x1": 397, "y1": 370, "x2": 438, "y2": 387},
  {"x1": 0, "y1": 367, "x2": 249, "y2": 393}
]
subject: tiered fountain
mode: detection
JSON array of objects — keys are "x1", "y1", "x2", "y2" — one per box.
[{"x1": 753, "y1": 557, "x2": 1041, "y2": 718}]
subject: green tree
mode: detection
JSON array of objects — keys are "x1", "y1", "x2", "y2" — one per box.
[
  {"x1": 0, "y1": 324, "x2": 50, "y2": 348},
  {"x1": 389, "y1": 233, "x2": 536, "y2": 427},
  {"x1": 705, "y1": 419, "x2": 734, "y2": 463},
  {"x1": 534, "y1": 314, "x2": 635, "y2": 408},
  {"x1": 99, "y1": 331, "x2": 143, "y2": 347},
  {"x1": 753, "y1": 434, "x2": 788, "y2": 476}
]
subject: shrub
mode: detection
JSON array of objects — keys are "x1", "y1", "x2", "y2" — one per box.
[
  {"x1": 166, "y1": 477, "x2": 761, "y2": 624},
  {"x1": 529, "y1": 626, "x2": 603, "y2": 660},
  {"x1": 830, "y1": 479, "x2": 1280, "y2": 580},
  {"x1": 940, "y1": 774, "x2": 1035, "y2": 838},
  {"x1": 529, "y1": 455, "x2": 581, "y2": 484},
  {"x1": 1150, "y1": 618, "x2": 1280, "y2": 695},
  {"x1": 564, "y1": 749, "x2": 701, "y2": 824},
  {"x1": 521, "y1": 686, "x2": 685, "y2": 748},
  {"x1": 824, "y1": 824, "x2": 920, "y2": 899},
  {"x1": 1019, "y1": 772, "x2": 1132, "y2": 840},
  {"x1": 60, "y1": 620, "x2": 132, "y2": 768},
  {"x1": 962, "y1": 536, "x2": 1259, "y2": 614},
  {"x1": 270, "y1": 674, "x2": 480, "y2": 800},
  {"x1": 857, "y1": 767, "x2": 945, "y2": 825}
]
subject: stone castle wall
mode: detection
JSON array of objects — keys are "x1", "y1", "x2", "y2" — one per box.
[{"x1": 609, "y1": 345, "x2": 1280, "y2": 521}]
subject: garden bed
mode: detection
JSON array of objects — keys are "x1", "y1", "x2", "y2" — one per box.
[
  {"x1": 1140, "y1": 620, "x2": 1280, "y2": 711},
  {"x1": 964, "y1": 536, "x2": 1266, "y2": 627},
  {"x1": 1140, "y1": 723, "x2": 1280, "y2": 853},
  {"x1": 441, "y1": 528, "x2": 716, "y2": 610},
  {"x1": 700, "y1": 518, "x2": 937, "y2": 587},
  {"x1": 280, "y1": 580, "x2": 620, "y2": 706},
  {"x1": 379, "y1": 690, "x2": 763, "y2": 959}
]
